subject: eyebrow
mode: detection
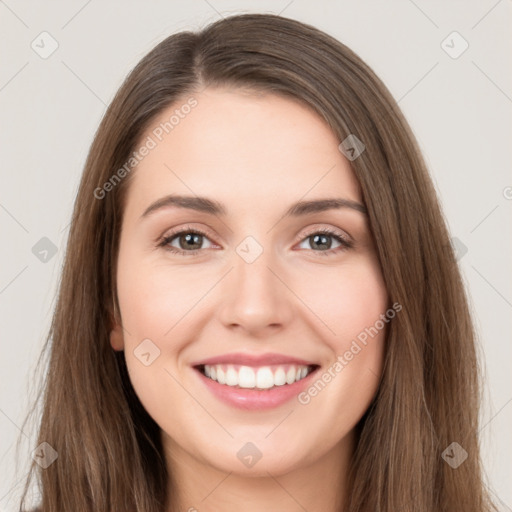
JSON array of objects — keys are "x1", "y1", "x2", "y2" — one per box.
[{"x1": 140, "y1": 194, "x2": 368, "y2": 220}]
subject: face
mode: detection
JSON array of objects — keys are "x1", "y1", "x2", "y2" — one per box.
[{"x1": 110, "y1": 87, "x2": 389, "y2": 479}]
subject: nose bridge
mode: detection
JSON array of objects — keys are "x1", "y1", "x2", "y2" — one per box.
[
  {"x1": 233, "y1": 235, "x2": 279, "y2": 301},
  {"x1": 218, "y1": 234, "x2": 293, "y2": 330}
]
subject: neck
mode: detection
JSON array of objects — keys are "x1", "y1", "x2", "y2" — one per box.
[{"x1": 164, "y1": 429, "x2": 356, "y2": 512}]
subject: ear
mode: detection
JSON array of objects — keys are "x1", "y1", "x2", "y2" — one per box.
[
  {"x1": 109, "y1": 305, "x2": 125, "y2": 351},
  {"x1": 110, "y1": 322, "x2": 125, "y2": 351}
]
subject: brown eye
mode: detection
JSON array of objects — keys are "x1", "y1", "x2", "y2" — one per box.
[
  {"x1": 175, "y1": 232, "x2": 204, "y2": 251},
  {"x1": 297, "y1": 229, "x2": 353, "y2": 256},
  {"x1": 159, "y1": 228, "x2": 214, "y2": 255}
]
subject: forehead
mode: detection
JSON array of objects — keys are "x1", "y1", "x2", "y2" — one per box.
[{"x1": 124, "y1": 87, "x2": 362, "y2": 216}]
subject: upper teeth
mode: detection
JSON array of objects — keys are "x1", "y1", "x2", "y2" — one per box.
[{"x1": 203, "y1": 364, "x2": 312, "y2": 389}]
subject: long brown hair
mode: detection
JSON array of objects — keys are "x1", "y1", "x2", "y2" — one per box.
[{"x1": 17, "y1": 12, "x2": 497, "y2": 512}]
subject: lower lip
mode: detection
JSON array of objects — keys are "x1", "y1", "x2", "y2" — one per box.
[{"x1": 194, "y1": 367, "x2": 319, "y2": 410}]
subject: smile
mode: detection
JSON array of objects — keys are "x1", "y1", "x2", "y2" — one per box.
[
  {"x1": 193, "y1": 363, "x2": 321, "y2": 410},
  {"x1": 198, "y1": 363, "x2": 318, "y2": 390}
]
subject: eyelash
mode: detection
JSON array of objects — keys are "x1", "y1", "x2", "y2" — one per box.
[{"x1": 157, "y1": 224, "x2": 353, "y2": 257}]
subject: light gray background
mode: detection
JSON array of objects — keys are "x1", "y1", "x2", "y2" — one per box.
[{"x1": 1, "y1": 1, "x2": 511, "y2": 510}]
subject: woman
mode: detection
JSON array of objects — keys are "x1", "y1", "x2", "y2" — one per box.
[{"x1": 18, "y1": 12, "x2": 497, "y2": 512}]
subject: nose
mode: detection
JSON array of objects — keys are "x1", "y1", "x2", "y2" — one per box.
[{"x1": 217, "y1": 245, "x2": 295, "y2": 336}]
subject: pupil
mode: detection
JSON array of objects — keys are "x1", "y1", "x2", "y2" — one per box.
[
  {"x1": 312, "y1": 234, "x2": 330, "y2": 250},
  {"x1": 182, "y1": 233, "x2": 201, "y2": 250}
]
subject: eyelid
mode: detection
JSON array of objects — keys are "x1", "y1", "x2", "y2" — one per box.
[
  {"x1": 297, "y1": 224, "x2": 353, "y2": 245},
  {"x1": 159, "y1": 223, "x2": 218, "y2": 244}
]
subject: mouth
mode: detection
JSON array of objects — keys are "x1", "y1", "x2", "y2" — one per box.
[
  {"x1": 194, "y1": 363, "x2": 320, "y2": 390},
  {"x1": 192, "y1": 362, "x2": 321, "y2": 410},
  {"x1": 190, "y1": 352, "x2": 321, "y2": 410}
]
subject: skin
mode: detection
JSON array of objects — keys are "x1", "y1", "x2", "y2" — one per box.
[{"x1": 110, "y1": 87, "x2": 389, "y2": 512}]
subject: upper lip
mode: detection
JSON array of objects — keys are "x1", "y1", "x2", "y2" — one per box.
[{"x1": 191, "y1": 352, "x2": 318, "y2": 368}]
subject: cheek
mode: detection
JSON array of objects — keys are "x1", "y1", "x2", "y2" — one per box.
[
  {"x1": 116, "y1": 260, "x2": 192, "y2": 420},
  {"x1": 297, "y1": 256, "x2": 388, "y2": 347},
  {"x1": 117, "y1": 255, "x2": 196, "y2": 340},
  {"x1": 118, "y1": 245, "x2": 388, "y2": 350}
]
